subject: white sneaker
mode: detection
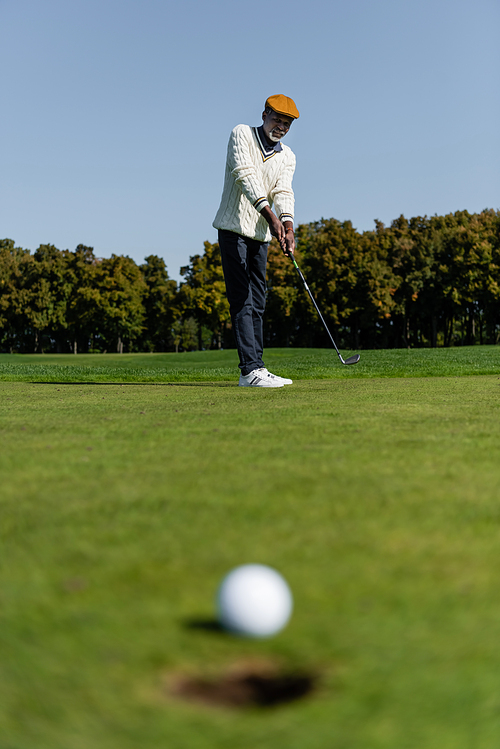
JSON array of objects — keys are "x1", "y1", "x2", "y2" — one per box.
[
  {"x1": 238, "y1": 368, "x2": 284, "y2": 388},
  {"x1": 262, "y1": 368, "x2": 293, "y2": 385}
]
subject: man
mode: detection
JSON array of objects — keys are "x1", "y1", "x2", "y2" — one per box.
[{"x1": 213, "y1": 94, "x2": 299, "y2": 388}]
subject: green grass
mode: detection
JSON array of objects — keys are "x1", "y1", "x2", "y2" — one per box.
[
  {"x1": 1, "y1": 344, "x2": 499, "y2": 382},
  {"x1": 1, "y1": 348, "x2": 500, "y2": 748}
]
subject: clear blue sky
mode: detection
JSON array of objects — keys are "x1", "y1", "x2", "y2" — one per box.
[{"x1": 2, "y1": 0, "x2": 499, "y2": 281}]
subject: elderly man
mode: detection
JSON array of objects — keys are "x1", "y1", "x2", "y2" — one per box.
[{"x1": 213, "y1": 94, "x2": 299, "y2": 388}]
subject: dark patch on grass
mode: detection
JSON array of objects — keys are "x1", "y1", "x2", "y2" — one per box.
[
  {"x1": 170, "y1": 661, "x2": 317, "y2": 709},
  {"x1": 28, "y1": 381, "x2": 235, "y2": 387},
  {"x1": 183, "y1": 617, "x2": 225, "y2": 633},
  {"x1": 163, "y1": 382, "x2": 235, "y2": 387}
]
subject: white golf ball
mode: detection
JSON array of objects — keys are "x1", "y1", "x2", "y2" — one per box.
[{"x1": 217, "y1": 564, "x2": 293, "y2": 637}]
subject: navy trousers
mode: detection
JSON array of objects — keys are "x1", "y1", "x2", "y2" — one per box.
[{"x1": 218, "y1": 229, "x2": 269, "y2": 376}]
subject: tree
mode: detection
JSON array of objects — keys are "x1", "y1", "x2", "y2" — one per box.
[
  {"x1": 138, "y1": 255, "x2": 178, "y2": 351},
  {"x1": 0, "y1": 239, "x2": 32, "y2": 351},
  {"x1": 2, "y1": 208, "x2": 499, "y2": 354},
  {"x1": 382, "y1": 215, "x2": 435, "y2": 347},
  {"x1": 180, "y1": 317, "x2": 199, "y2": 351},
  {"x1": 169, "y1": 316, "x2": 199, "y2": 352},
  {"x1": 19, "y1": 244, "x2": 72, "y2": 352},
  {"x1": 64, "y1": 245, "x2": 100, "y2": 354},
  {"x1": 265, "y1": 237, "x2": 302, "y2": 347},
  {"x1": 292, "y1": 218, "x2": 396, "y2": 349},
  {"x1": 178, "y1": 241, "x2": 230, "y2": 349},
  {"x1": 93, "y1": 255, "x2": 146, "y2": 353},
  {"x1": 426, "y1": 210, "x2": 499, "y2": 346},
  {"x1": 479, "y1": 209, "x2": 500, "y2": 344}
]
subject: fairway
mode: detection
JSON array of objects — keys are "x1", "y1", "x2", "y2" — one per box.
[
  {"x1": 1, "y1": 345, "x2": 500, "y2": 382},
  {"x1": 2, "y1": 350, "x2": 500, "y2": 748}
]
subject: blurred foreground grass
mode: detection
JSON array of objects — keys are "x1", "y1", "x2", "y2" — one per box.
[{"x1": 2, "y1": 366, "x2": 500, "y2": 747}]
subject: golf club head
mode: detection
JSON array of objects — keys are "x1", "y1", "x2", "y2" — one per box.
[{"x1": 343, "y1": 354, "x2": 360, "y2": 365}]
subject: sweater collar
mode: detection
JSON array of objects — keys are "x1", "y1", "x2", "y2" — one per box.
[{"x1": 255, "y1": 125, "x2": 283, "y2": 157}]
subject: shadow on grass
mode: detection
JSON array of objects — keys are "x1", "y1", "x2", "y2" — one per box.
[
  {"x1": 182, "y1": 617, "x2": 226, "y2": 633},
  {"x1": 28, "y1": 381, "x2": 236, "y2": 387}
]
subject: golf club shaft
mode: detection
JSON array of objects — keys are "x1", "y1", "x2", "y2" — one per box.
[{"x1": 288, "y1": 254, "x2": 345, "y2": 362}]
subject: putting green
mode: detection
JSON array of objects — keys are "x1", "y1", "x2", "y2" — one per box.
[{"x1": 1, "y1": 368, "x2": 500, "y2": 748}]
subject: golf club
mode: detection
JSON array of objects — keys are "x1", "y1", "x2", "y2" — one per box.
[{"x1": 287, "y1": 252, "x2": 360, "y2": 366}]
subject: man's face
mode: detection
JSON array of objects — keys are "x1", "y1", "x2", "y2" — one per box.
[{"x1": 262, "y1": 109, "x2": 293, "y2": 143}]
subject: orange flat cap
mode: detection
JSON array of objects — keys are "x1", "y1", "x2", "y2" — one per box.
[{"x1": 265, "y1": 94, "x2": 300, "y2": 119}]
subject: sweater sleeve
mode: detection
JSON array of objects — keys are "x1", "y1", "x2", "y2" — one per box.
[
  {"x1": 270, "y1": 149, "x2": 296, "y2": 225},
  {"x1": 227, "y1": 125, "x2": 270, "y2": 213}
]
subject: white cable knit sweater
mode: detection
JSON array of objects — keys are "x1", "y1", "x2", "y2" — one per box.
[{"x1": 213, "y1": 124, "x2": 296, "y2": 242}]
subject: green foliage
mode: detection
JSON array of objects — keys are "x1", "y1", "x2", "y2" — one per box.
[
  {"x1": 65, "y1": 245, "x2": 101, "y2": 353},
  {"x1": 178, "y1": 316, "x2": 199, "y2": 351},
  {"x1": 138, "y1": 255, "x2": 178, "y2": 352},
  {"x1": 0, "y1": 245, "x2": 176, "y2": 354},
  {"x1": 178, "y1": 240, "x2": 231, "y2": 349},
  {"x1": 93, "y1": 254, "x2": 147, "y2": 353},
  {"x1": 265, "y1": 209, "x2": 500, "y2": 349},
  {"x1": 1, "y1": 208, "x2": 499, "y2": 353},
  {"x1": 0, "y1": 239, "x2": 31, "y2": 349}
]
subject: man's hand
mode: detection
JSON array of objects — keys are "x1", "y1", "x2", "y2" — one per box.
[
  {"x1": 261, "y1": 206, "x2": 287, "y2": 252},
  {"x1": 261, "y1": 207, "x2": 295, "y2": 255},
  {"x1": 284, "y1": 222, "x2": 295, "y2": 256}
]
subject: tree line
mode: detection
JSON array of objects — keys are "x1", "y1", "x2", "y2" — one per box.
[{"x1": 1, "y1": 208, "x2": 499, "y2": 354}]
